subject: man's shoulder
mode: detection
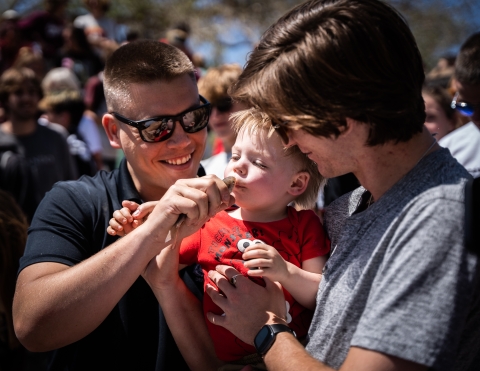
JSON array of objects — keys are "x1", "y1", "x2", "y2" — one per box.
[{"x1": 49, "y1": 168, "x2": 118, "y2": 199}]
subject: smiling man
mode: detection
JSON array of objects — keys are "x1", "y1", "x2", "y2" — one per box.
[
  {"x1": 12, "y1": 40, "x2": 233, "y2": 370},
  {"x1": 440, "y1": 32, "x2": 480, "y2": 178}
]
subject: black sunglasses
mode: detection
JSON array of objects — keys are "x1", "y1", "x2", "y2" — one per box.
[
  {"x1": 451, "y1": 92, "x2": 480, "y2": 117},
  {"x1": 110, "y1": 95, "x2": 211, "y2": 143},
  {"x1": 272, "y1": 120, "x2": 290, "y2": 145},
  {"x1": 212, "y1": 97, "x2": 233, "y2": 113}
]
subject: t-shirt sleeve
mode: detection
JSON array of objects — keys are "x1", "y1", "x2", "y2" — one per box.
[
  {"x1": 297, "y1": 209, "x2": 331, "y2": 262},
  {"x1": 19, "y1": 181, "x2": 103, "y2": 271},
  {"x1": 351, "y1": 195, "x2": 476, "y2": 367},
  {"x1": 179, "y1": 229, "x2": 201, "y2": 266}
]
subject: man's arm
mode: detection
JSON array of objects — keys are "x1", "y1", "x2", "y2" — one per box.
[
  {"x1": 265, "y1": 336, "x2": 427, "y2": 371},
  {"x1": 13, "y1": 176, "x2": 234, "y2": 352},
  {"x1": 206, "y1": 265, "x2": 427, "y2": 371},
  {"x1": 13, "y1": 230, "x2": 165, "y2": 351},
  {"x1": 144, "y1": 237, "x2": 221, "y2": 371}
]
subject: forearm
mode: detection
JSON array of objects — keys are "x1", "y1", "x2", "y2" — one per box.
[
  {"x1": 264, "y1": 332, "x2": 332, "y2": 371},
  {"x1": 280, "y1": 262, "x2": 321, "y2": 309},
  {"x1": 152, "y1": 276, "x2": 221, "y2": 371},
  {"x1": 13, "y1": 228, "x2": 163, "y2": 351}
]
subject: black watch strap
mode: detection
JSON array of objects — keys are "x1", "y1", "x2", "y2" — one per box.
[{"x1": 254, "y1": 324, "x2": 296, "y2": 356}]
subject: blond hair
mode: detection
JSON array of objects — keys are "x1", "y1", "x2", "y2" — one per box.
[
  {"x1": 198, "y1": 64, "x2": 242, "y2": 105},
  {"x1": 230, "y1": 108, "x2": 325, "y2": 210}
]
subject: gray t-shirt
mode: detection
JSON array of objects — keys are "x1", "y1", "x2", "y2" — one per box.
[{"x1": 306, "y1": 148, "x2": 479, "y2": 370}]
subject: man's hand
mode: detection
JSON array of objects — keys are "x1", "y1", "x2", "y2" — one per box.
[
  {"x1": 142, "y1": 176, "x2": 235, "y2": 289},
  {"x1": 206, "y1": 265, "x2": 287, "y2": 345}
]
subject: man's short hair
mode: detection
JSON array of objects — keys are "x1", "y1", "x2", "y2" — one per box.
[
  {"x1": 230, "y1": 108, "x2": 325, "y2": 210},
  {"x1": 0, "y1": 68, "x2": 42, "y2": 113},
  {"x1": 198, "y1": 64, "x2": 243, "y2": 105},
  {"x1": 103, "y1": 40, "x2": 195, "y2": 112},
  {"x1": 230, "y1": 0, "x2": 426, "y2": 146},
  {"x1": 454, "y1": 32, "x2": 480, "y2": 86}
]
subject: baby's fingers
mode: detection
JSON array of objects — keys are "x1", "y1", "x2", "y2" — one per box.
[
  {"x1": 107, "y1": 218, "x2": 126, "y2": 237},
  {"x1": 113, "y1": 208, "x2": 134, "y2": 224}
]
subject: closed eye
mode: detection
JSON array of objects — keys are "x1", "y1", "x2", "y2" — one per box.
[{"x1": 254, "y1": 161, "x2": 267, "y2": 169}]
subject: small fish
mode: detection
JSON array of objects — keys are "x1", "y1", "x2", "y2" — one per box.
[{"x1": 174, "y1": 176, "x2": 236, "y2": 229}]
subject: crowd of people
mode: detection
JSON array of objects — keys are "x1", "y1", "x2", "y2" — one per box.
[{"x1": 0, "y1": 0, "x2": 479, "y2": 370}]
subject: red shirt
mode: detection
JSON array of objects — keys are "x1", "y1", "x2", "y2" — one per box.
[{"x1": 180, "y1": 206, "x2": 330, "y2": 361}]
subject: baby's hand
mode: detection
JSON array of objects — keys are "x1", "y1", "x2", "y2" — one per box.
[
  {"x1": 242, "y1": 244, "x2": 289, "y2": 283},
  {"x1": 107, "y1": 200, "x2": 158, "y2": 236}
]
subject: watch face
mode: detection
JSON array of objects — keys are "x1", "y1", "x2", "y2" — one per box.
[{"x1": 254, "y1": 325, "x2": 272, "y2": 352}]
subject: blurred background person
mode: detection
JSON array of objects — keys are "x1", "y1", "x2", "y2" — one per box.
[
  {"x1": 42, "y1": 67, "x2": 103, "y2": 170},
  {"x1": 12, "y1": 46, "x2": 47, "y2": 82},
  {"x1": 39, "y1": 90, "x2": 97, "y2": 177},
  {"x1": 422, "y1": 85, "x2": 458, "y2": 141},
  {"x1": 0, "y1": 67, "x2": 76, "y2": 221},
  {"x1": 55, "y1": 24, "x2": 104, "y2": 88},
  {"x1": 73, "y1": 0, "x2": 122, "y2": 64},
  {"x1": 0, "y1": 11, "x2": 25, "y2": 75},
  {"x1": 443, "y1": 32, "x2": 480, "y2": 178},
  {"x1": 0, "y1": 189, "x2": 47, "y2": 370},
  {"x1": 198, "y1": 63, "x2": 245, "y2": 178},
  {"x1": 17, "y1": 0, "x2": 69, "y2": 70},
  {"x1": 0, "y1": 130, "x2": 32, "y2": 219}
]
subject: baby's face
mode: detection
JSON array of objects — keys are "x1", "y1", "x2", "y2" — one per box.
[{"x1": 224, "y1": 128, "x2": 299, "y2": 211}]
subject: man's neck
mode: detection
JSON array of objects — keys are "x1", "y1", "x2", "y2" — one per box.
[
  {"x1": 354, "y1": 128, "x2": 439, "y2": 202},
  {"x1": 1, "y1": 118, "x2": 37, "y2": 136}
]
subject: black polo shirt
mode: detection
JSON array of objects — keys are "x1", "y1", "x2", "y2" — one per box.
[{"x1": 20, "y1": 159, "x2": 204, "y2": 370}]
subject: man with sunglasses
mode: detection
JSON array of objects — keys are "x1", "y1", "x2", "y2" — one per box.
[
  {"x1": 13, "y1": 40, "x2": 234, "y2": 370},
  {"x1": 440, "y1": 32, "x2": 480, "y2": 178}
]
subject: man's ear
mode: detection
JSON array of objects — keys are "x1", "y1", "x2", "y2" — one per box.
[
  {"x1": 288, "y1": 171, "x2": 310, "y2": 197},
  {"x1": 102, "y1": 113, "x2": 122, "y2": 149}
]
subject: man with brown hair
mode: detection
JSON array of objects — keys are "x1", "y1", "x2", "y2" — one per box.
[
  {"x1": 0, "y1": 67, "x2": 75, "y2": 221},
  {"x1": 13, "y1": 40, "x2": 233, "y2": 370},
  {"x1": 198, "y1": 0, "x2": 478, "y2": 370}
]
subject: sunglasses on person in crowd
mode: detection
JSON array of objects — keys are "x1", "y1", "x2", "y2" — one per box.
[
  {"x1": 212, "y1": 97, "x2": 233, "y2": 113},
  {"x1": 272, "y1": 120, "x2": 290, "y2": 145},
  {"x1": 110, "y1": 96, "x2": 211, "y2": 143},
  {"x1": 451, "y1": 92, "x2": 480, "y2": 117}
]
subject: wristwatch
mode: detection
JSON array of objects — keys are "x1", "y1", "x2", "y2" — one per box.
[{"x1": 254, "y1": 324, "x2": 296, "y2": 356}]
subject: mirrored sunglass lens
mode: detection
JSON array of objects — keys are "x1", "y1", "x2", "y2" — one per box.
[
  {"x1": 182, "y1": 107, "x2": 209, "y2": 132},
  {"x1": 456, "y1": 104, "x2": 474, "y2": 116},
  {"x1": 143, "y1": 119, "x2": 172, "y2": 142}
]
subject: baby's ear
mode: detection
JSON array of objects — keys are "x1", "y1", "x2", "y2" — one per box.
[{"x1": 288, "y1": 171, "x2": 309, "y2": 196}]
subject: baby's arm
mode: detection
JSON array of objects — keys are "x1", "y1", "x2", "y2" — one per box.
[
  {"x1": 107, "y1": 200, "x2": 189, "y2": 271},
  {"x1": 242, "y1": 245, "x2": 326, "y2": 310}
]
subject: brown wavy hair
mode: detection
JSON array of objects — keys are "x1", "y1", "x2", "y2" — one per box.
[{"x1": 230, "y1": 0, "x2": 426, "y2": 146}]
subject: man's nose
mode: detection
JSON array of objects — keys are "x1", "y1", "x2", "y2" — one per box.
[{"x1": 167, "y1": 120, "x2": 192, "y2": 146}]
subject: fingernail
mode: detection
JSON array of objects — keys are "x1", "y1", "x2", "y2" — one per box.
[{"x1": 132, "y1": 210, "x2": 140, "y2": 216}]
